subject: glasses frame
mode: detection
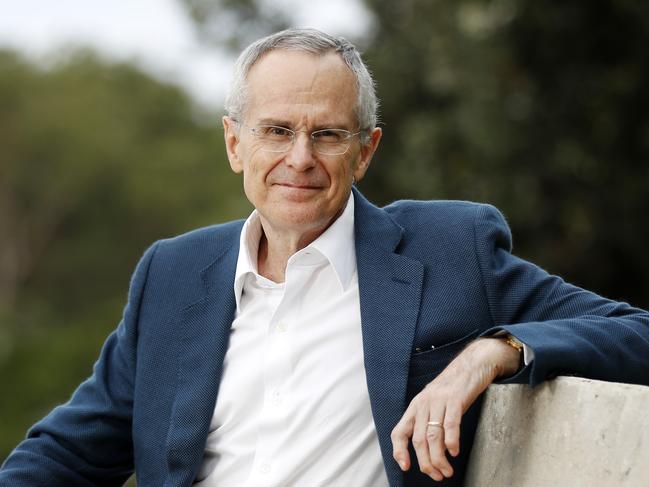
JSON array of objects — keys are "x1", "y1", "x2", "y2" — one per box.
[{"x1": 235, "y1": 121, "x2": 363, "y2": 156}]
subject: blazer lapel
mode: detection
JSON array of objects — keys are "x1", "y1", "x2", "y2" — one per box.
[
  {"x1": 164, "y1": 225, "x2": 241, "y2": 487},
  {"x1": 353, "y1": 188, "x2": 424, "y2": 486}
]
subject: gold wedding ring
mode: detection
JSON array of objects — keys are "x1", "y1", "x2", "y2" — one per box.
[{"x1": 427, "y1": 421, "x2": 444, "y2": 428}]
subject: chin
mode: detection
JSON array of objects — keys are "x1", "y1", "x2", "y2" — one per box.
[{"x1": 273, "y1": 206, "x2": 331, "y2": 230}]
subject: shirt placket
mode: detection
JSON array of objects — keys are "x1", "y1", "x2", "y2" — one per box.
[{"x1": 245, "y1": 276, "x2": 294, "y2": 485}]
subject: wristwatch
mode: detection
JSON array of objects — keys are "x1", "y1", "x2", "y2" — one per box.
[
  {"x1": 503, "y1": 333, "x2": 524, "y2": 368},
  {"x1": 504, "y1": 334, "x2": 524, "y2": 353}
]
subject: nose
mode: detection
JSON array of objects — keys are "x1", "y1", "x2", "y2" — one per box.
[{"x1": 284, "y1": 132, "x2": 316, "y2": 171}]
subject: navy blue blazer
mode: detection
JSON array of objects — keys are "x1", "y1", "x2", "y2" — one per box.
[{"x1": 2, "y1": 188, "x2": 649, "y2": 486}]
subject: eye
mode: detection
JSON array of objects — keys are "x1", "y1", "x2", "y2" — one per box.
[
  {"x1": 257, "y1": 125, "x2": 292, "y2": 139},
  {"x1": 313, "y1": 129, "x2": 347, "y2": 142}
]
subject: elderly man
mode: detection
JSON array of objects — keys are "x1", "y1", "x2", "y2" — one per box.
[{"x1": 2, "y1": 28, "x2": 649, "y2": 487}]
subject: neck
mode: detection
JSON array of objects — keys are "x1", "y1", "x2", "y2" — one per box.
[
  {"x1": 255, "y1": 193, "x2": 352, "y2": 282},
  {"x1": 256, "y1": 223, "x2": 326, "y2": 283}
]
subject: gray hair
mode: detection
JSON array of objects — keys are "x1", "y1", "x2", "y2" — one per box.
[{"x1": 225, "y1": 28, "x2": 379, "y2": 137}]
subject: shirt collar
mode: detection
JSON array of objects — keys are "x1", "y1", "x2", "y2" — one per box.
[
  {"x1": 309, "y1": 191, "x2": 356, "y2": 290},
  {"x1": 234, "y1": 192, "x2": 357, "y2": 309}
]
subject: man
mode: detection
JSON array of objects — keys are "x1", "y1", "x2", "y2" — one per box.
[{"x1": 1, "y1": 28, "x2": 648, "y2": 487}]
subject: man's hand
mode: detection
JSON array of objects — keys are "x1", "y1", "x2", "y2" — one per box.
[{"x1": 390, "y1": 337, "x2": 520, "y2": 481}]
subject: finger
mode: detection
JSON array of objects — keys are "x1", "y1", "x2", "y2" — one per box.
[
  {"x1": 413, "y1": 408, "x2": 444, "y2": 481},
  {"x1": 426, "y1": 418, "x2": 453, "y2": 479},
  {"x1": 391, "y1": 410, "x2": 414, "y2": 471},
  {"x1": 444, "y1": 400, "x2": 463, "y2": 457}
]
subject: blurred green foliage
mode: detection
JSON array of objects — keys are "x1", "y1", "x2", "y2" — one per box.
[
  {"x1": 2, "y1": 0, "x2": 649, "y2": 476},
  {"x1": 359, "y1": 0, "x2": 649, "y2": 308},
  {"x1": 0, "y1": 50, "x2": 249, "y2": 458}
]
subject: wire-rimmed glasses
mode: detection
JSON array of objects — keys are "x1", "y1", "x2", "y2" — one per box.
[{"x1": 236, "y1": 122, "x2": 362, "y2": 156}]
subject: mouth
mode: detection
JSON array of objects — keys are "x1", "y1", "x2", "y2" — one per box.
[
  {"x1": 275, "y1": 182, "x2": 322, "y2": 190},
  {"x1": 273, "y1": 182, "x2": 324, "y2": 200}
]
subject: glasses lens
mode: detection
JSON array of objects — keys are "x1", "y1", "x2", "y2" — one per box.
[
  {"x1": 312, "y1": 129, "x2": 352, "y2": 155},
  {"x1": 254, "y1": 125, "x2": 294, "y2": 152}
]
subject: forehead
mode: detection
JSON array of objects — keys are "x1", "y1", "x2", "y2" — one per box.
[{"x1": 244, "y1": 50, "x2": 358, "y2": 127}]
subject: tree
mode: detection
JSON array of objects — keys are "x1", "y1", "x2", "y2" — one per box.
[
  {"x1": 361, "y1": 0, "x2": 649, "y2": 307},
  {"x1": 0, "y1": 50, "x2": 247, "y2": 313},
  {"x1": 0, "y1": 50, "x2": 248, "y2": 457},
  {"x1": 180, "y1": 0, "x2": 649, "y2": 308}
]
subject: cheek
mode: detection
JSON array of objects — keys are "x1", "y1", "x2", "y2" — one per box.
[
  {"x1": 242, "y1": 165, "x2": 265, "y2": 196},
  {"x1": 241, "y1": 173, "x2": 256, "y2": 206},
  {"x1": 242, "y1": 147, "x2": 271, "y2": 178},
  {"x1": 241, "y1": 152, "x2": 278, "y2": 198},
  {"x1": 328, "y1": 156, "x2": 356, "y2": 187}
]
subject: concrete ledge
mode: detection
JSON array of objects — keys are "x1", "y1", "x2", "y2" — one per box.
[{"x1": 464, "y1": 377, "x2": 649, "y2": 487}]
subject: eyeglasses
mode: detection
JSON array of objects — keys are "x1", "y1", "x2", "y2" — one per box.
[{"x1": 235, "y1": 122, "x2": 363, "y2": 156}]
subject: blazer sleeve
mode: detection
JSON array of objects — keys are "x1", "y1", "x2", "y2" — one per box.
[
  {"x1": 0, "y1": 242, "x2": 159, "y2": 487},
  {"x1": 474, "y1": 204, "x2": 649, "y2": 387}
]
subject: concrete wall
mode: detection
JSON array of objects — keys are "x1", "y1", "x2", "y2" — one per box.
[{"x1": 464, "y1": 376, "x2": 649, "y2": 487}]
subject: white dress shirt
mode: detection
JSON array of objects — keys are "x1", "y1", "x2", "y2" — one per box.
[{"x1": 194, "y1": 193, "x2": 389, "y2": 486}]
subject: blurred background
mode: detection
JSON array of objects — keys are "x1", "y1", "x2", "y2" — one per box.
[{"x1": 1, "y1": 0, "x2": 648, "y2": 470}]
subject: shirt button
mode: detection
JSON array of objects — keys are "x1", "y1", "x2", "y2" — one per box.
[
  {"x1": 271, "y1": 390, "x2": 282, "y2": 405},
  {"x1": 259, "y1": 462, "x2": 271, "y2": 474},
  {"x1": 277, "y1": 322, "x2": 288, "y2": 333}
]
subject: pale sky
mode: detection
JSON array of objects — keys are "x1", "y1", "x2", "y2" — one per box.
[{"x1": 0, "y1": 0, "x2": 372, "y2": 110}]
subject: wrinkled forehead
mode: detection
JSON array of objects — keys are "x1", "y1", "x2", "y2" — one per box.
[{"x1": 243, "y1": 50, "x2": 358, "y2": 127}]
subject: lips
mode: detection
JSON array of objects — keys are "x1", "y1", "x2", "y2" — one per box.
[{"x1": 274, "y1": 182, "x2": 322, "y2": 190}]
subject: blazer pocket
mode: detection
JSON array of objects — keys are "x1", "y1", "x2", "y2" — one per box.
[{"x1": 409, "y1": 328, "x2": 482, "y2": 379}]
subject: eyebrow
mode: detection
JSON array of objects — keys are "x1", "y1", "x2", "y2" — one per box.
[{"x1": 256, "y1": 118, "x2": 292, "y2": 127}]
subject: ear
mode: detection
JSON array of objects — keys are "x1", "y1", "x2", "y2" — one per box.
[
  {"x1": 223, "y1": 116, "x2": 243, "y2": 173},
  {"x1": 352, "y1": 127, "x2": 382, "y2": 182}
]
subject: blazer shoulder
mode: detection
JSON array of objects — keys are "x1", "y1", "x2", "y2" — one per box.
[
  {"x1": 155, "y1": 220, "x2": 244, "y2": 259},
  {"x1": 380, "y1": 198, "x2": 512, "y2": 253},
  {"x1": 141, "y1": 220, "x2": 243, "y2": 281},
  {"x1": 382, "y1": 198, "x2": 505, "y2": 228},
  {"x1": 127, "y1": 220, "x2": 244, "y2": 312}
]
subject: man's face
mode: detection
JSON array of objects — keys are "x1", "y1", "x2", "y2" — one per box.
[{"x1": 223, "y1": 50, "x2": 381, "y2": 237}]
